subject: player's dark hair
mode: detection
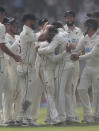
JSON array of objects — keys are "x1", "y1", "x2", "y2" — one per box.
[
  {"x1": 84, "y1": 19, "x2": 98, "y2": 31},
  {"x1": 48, "y1": 26, "x2": 58, "y2": 34},
  {"x1": 22, "y1": 14, "x2": 36, "y2": 23},
  {"x1": 52, "y1": 21, "x2": 63, "y2": 29},
  {"x1": 0, "y1": 7, "x2": 6, "y2": 13}
]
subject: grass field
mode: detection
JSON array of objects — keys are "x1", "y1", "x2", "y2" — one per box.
[{"x1": 0, "y1": 107, "x2": 99, "y2": 131}]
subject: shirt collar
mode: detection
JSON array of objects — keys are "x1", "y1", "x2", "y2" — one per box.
[
  {"x1": 6, "y1": 33, "x2": 15, "y2": 40},
  {"x1": 88, "y1": 32, "x2": 97, "y2": 40},
  {"x1": 64, "y1": 24, "x2": 76, "y2": 32},
  {"x1": 23, "y1": 25, "x2": 34, "y2": 33}
]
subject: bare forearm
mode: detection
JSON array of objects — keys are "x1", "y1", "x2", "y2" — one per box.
[
  {"x1": 38, "y1": 32, "x2": 47, "y2": 41},
  {"x1": 0, "y1": 44, "x2": 15, "y2": 58}
]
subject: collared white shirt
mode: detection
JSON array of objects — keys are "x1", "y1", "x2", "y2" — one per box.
[
  {"x1": 75, "y1": 33, "x2": 99, "y2": 66},
  {"x1": 5, "y1": 33, "x2": 20, "y2": 53},
  {"x1": 38, "y1": 31, "x2": 69, "y2": 55},
  {"x1": 4, "y1": 33, "x2": 20, "y2": 63},
  {"x1": 5, "y1": 33, "x2": 15, "y2": 48},
  {"x1": 64, "y1": 24, "x2": 84, "y2": 46},
  {"x1": 20, "y1": 25, "x2": 38, "y2": 65}
]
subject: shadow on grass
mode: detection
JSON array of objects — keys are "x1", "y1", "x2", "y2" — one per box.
[{"x1": 0, "y1": 123, "x2": 99, "y2": 128}]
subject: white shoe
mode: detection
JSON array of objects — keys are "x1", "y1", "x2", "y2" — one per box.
[
  {"x1": 0, "y1": 110, "x2": 3, "y2": 123},
  {"x1": 66, "y1": 117, "x2": 80, "y2": 124},
  {"x1": 46, "y1": 119, "x2": 63, "y2": 126},
  {"x1": 23, "y1": 118, "x2": 41, "y2": 126},
  {"x1": 82, "y1": 116, "x2": 94, "y2": 124}
]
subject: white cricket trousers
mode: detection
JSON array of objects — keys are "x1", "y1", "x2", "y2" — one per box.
[
  {"x1": 17, "y1": 66, "x2": 42, "y2": 121},
  {"x1": 78, "y1": 66, "x2": 99, "y2": 119},
  {"x1": 1, "y1": 58, "x2": 12, "y2": 122},
  {"x1": 72, "y1": 61, "x2": 79, "y2": 118},
  {"x1": 57, "y1": 63, "x2": 74, "y2": 121},
  {"x1": 43, "y1": 68, "x2": 60, "y2": 122}
]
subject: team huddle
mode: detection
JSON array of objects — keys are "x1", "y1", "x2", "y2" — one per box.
[{"x1": 0, "y1": 6, "x2": 99, "y2": 126}]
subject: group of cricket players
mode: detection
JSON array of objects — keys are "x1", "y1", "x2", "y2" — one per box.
[{"x1": 0, "y1": 6, "x2": 99, "y2": 126}]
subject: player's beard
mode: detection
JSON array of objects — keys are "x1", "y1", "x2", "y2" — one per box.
[
  {"x1": 31, "y1": 24, "x2": 36, "y2": 30},
  {"x1": 66, "y1": 21, "x2": 74, "y2": 27}
]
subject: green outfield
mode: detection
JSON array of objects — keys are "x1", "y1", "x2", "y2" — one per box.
[{"x1": 0, "y1": 107, "x2": 99, "y2": 131}]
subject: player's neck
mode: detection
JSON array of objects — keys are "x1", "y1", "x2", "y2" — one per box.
[
  {"x1": 88, "y1": 30, "x2": 96, "y2": 38},
  {"x1": 7, "y1": 31, "x2": 15, "y2": 38},
  {"x1": 69, "y1": 25, "x2": 75, "y2": 31}
]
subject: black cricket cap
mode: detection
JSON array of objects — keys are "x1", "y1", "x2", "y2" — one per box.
[
  {"x1": 9, "y1": 17, "x2": 17, "y2": 24},
  {"x1": 38, "y1": 18, "x2": 48, "y2": 26},
  {"x1": 64, "y1": 10, "x2": 75, "y2": 17}
]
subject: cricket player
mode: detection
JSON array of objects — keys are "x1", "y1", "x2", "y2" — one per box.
[
  {"x1": 71, "y1": 19, "x2": 99, "y2": 123},
  {"x1": 37, "y1": 24, "x2": 75, "y2": 124},
  {"x1": 37, "y1": 26, "x2": 66, "y2": 125},
  {"x1": 49, "y1": 22, "x2": 77, "y2": 123},
  {"x1": 0, "y1": 7, "x2": 21, "y2": 125},
  {"x1": 3, "y1": 17, "x2": 22, "y2": 124},
  {"x1": 64, "y1": 10, "x2": 84, "y2": 121},
  {"x1": 35, "y1": 18, "x2": 52, "y2": 123},
  {"x1": 87, "y1": 11, "x2": 99, "y2": 35},
  {"x1": 17, "y1": 14, "x2": 42, "y2": 126},
  {"x1": 35, "y1": 18, "x2": 48, "y2": 81}
]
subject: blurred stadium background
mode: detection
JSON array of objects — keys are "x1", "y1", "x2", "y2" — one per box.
[{"x1": 0, "y1": 0, "x2": 99, "y2": 29}]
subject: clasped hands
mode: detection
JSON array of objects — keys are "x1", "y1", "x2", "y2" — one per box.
[{"x1": 66, "y1": 43, "x2": 79, "y2": 61}]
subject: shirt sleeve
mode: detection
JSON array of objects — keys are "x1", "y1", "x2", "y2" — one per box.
[
  {"x1": 32, "y1": 32, "x2": 42, "y2": 43},
  {"x1": 47, "y1": 51, "x2": 67, "y2": 63},
  {"x1": 0, "y1": 24, "x2": 6, "y2": 43},
  {"x1": 79, "y1": 43, "x2": 99, "y2": 60},
  {"x1": 38, "y1": 41, "x2": 57, "y2": 55},
  {"x1": 19, "y1": 32, "x2": 28, "y2": 62},
  {"x1": 38, "y1": 33, "x2": 68, "y2": 55},
  {"x1": 38, "y1": 36, "x2": 58, "y2": 55}
]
